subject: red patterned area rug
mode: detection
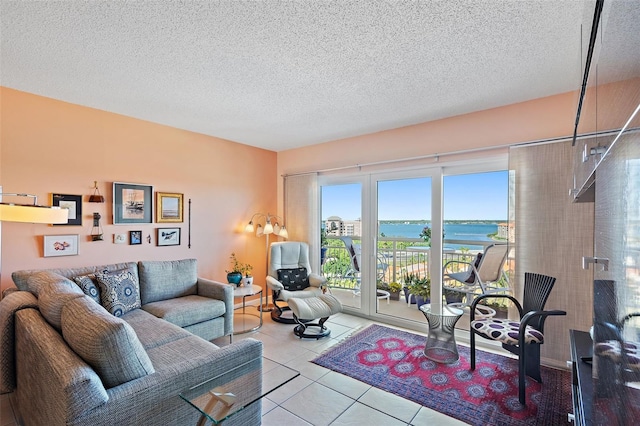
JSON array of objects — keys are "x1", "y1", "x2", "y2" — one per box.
[{"x1": 312, "y1": 324, "x2": 571, "y2": 425}]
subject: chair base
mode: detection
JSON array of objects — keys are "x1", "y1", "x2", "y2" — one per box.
[
  {"x1": 293, "y1": 319, "x2": 331, "y2": 339},
  {"x1": 270, "y1": 306, "x2": 296, "y2": 324}
]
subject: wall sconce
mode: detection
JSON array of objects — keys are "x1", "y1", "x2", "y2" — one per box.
[
  {"x1": 89, "y1": 181, "x2": 105, "y2": 203},
  {"x1": 91, "y1": 212, "x2": 103, "y2": 241},
  {"x1": 0, "y1": 193, "x2": 68, "y2": 224}
]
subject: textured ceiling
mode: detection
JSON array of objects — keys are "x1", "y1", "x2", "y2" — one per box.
[{"x1": 0, "y1": 1, "x2": 617, "y2": 151}]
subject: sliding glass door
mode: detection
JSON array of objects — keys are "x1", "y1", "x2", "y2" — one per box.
[
  {"x1": 318, "y1": 158, "x2": 508, "y2": 327},
  {"x1": 320, "y1": 181, "x2": 364, "y2": 312},
  {"x1": 375, "y1": 176, "x2": 432, "y2": 321}
]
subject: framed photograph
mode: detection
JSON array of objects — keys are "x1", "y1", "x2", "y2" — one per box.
[
  {"x1": 156, "y1": 192, "x2": 184, "y2": 223},
  {"x1": 129, "y1": 230, "x2": 142, "y2": 245},
  {"x1": 51, "y1": 194, "x2": 82, "y2": 226},
  {"x1": 113, "y1": 182, "x2": 153, "y2": 224},
  {"x1": 43, "y1": 234, "x2": 79, "y2": 257},
  {"x1": 157, "y1": 227, "x2": 181, "y2": 246}
]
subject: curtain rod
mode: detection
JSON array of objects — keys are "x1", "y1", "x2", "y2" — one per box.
[{"x1": 283, "y1": 127, "x2": 630, "y2": 178}]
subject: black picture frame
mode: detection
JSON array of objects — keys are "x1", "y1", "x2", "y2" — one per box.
[
  {"x1": 51, "y1": 194, "x2": 82, "y2": 226},
  {"x1": 113, "y1": 182, "x2": 153, "y2": 224},
  {"x1": 157, "y1": 227, "x2": 181, "y2": 246},
  {"x1": 129, "y1": 230, "x2": 142, "y2": 245}
]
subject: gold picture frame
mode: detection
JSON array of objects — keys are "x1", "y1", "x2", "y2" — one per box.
[{"x1": 156, "y1": 192, "x2": 183, "y2": 223}]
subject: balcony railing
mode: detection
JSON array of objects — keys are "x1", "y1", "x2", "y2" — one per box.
[{"x1": 321, "y1": 237, "x2": 505, "y2": 291}]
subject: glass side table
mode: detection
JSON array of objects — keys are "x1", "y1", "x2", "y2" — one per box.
[
  {"x1": 233, "y1": 284, "x2": 263, "y2": 334},
  {"x1": 179, "y1": 357, "x2": 299, "y2": 425},
  {"x1": 419, "y1": 304, "x2": 464, "y2": 364}
]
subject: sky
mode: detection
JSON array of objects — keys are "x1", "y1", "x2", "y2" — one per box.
[{"x1": 321, "y1": 171, "x2": 508, "y2": 221}]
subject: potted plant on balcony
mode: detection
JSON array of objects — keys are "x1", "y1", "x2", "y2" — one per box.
[
  {"x1": 409, "y1": 277, "x2": 431, "y2": 309},
  {"x1": 402, "y1": 272, "x2": 419, "y2": 304},
  {"x1": 443, "y1": 288, "x2": 464, "y2": 304},
  {"x1": 388, "y1": 281, "x2": 402, "y2": 301},
  {"x1": 376, "y1": 281, "x2": 402, "y2": 301}
]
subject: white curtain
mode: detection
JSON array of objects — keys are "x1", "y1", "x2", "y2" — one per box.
[{"x1": 284, "y1": 173, "x2": 319, "y2": 272}]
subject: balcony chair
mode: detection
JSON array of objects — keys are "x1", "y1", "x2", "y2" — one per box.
[
  {"x1": 338, "y1": 236, "x2": 389, "y2": 298},
  {"x1": 469, "y1": 272, "x2": 566, "y2": 405},
  {"x1": 442, "y1": 243, "x2": 510, "y2": 317},
  {"x1": 266, "y1": 242, "x2": 342, "y2": 337}
]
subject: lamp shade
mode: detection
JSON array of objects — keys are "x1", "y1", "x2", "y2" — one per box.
[
  {"x1": 0, "y1": 203, "x2": 68, "y2": 224},
  {"x1": 263, "y1": 221, "x2": 274, "y2": 235}
]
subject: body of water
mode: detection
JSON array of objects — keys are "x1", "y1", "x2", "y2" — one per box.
[{"x1": 379, "y1": 222, "x2": 501, "y2": 250}]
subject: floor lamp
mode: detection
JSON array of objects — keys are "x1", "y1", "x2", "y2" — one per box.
[{"x1": 244, "y1": 213, "x2": 288, "y2": 312}]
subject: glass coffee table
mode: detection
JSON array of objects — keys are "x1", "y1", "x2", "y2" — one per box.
[{"x1": 179, "y1": 357, "x2": 299, "y2": 425}]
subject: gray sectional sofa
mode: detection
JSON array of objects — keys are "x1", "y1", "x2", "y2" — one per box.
[{"x1": 0, "y1": 259, "x2": 263, "y2": 426}]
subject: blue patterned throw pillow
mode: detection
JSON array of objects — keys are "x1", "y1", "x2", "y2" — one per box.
[
  {"x1": 277, "y1": 267, "x2": 310, "y2": 291},
  {"x1": 72, "y1": 273, "x2": 101, "y2": 304},
  {"x1": 95, "y1": 269, "x2": 142, "y2": 317}
]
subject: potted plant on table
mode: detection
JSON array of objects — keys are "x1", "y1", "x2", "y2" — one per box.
[
  {"x1": 240, "y1": 262, "x2": 253, "y2": 287},
  {"x1": 226, "y1": 253, "x2": 251, "y2": 286}
]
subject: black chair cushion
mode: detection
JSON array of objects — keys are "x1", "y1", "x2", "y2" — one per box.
[
  {"x1": 277, "y1": 267, "x2": 310, "y2": 291},
  {"x1": 465, "y1": 252, "x2": 483, "y2": 283}
]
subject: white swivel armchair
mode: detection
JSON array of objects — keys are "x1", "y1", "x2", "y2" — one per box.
[{"x1": 266, "y1": 241, "x2": 327, "y2": 324}]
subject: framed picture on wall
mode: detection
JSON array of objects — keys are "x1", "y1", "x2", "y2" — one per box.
[
  {"x1": 156, "y1": 192, "x2": 183, "y2": 223},
  {"x1": 157, "y1": 227, "x2": 180, "y2": 246},
  {"x1": 129, "y1": 230, "x2": 142, "y2": 245},
  {"x1": 51, "y1": 194, "x2": 82, "y2": 226},
  {"x1": 113, "y1": 182, "x2": 153, "y2": 224},
  {"x1": 43, "y1": 234, "x2": 79, "y2": 257}
]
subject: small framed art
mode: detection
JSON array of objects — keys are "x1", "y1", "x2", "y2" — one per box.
[
  {"x1": 157, "y1": 227, "x2": 180, "y2": 246},
  {"x1": 129, "y1": 230, "x2": 142, "y2": 245},
  {"x1": 43, "y1": 234, "x2": 79, "y2": 257},
  {"x1": 113, "y1": 182, "x2": 153, "y2": 224},
  {"x1": 51, "y1": 194, "x2": 82, "y2": 226},
  {"x1": 156, "y1": 192, "x2": 184, "y2": 223}
]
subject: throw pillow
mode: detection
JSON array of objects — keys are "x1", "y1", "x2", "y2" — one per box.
[
  {"x1": 465, "y1": 253, "x2": 483, "y2": 284},
  {"x1": 277, "y1": 267, "x2": 310, "y2": 291},
  {"x1": 61, "y1": 296, "x2": 155, "y2": 388},
  {"x1": 95, "y1": 268, "x2": 142, "y2": 317},
  {"x1": 72, "y1": 273, "x2": 101, "y2": 305}
]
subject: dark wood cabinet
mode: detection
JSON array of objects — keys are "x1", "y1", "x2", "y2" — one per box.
[{"x1": 569, "y1": 330, "x2": 593, "y2": 426}]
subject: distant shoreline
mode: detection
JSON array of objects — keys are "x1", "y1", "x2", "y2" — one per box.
[{"x1": 380, "y1": 219, "x2": 506, "y2": 224}]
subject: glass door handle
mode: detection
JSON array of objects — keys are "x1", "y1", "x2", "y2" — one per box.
[{"x1": 582, "y1": 256, "x2": 609, "y2": 271}]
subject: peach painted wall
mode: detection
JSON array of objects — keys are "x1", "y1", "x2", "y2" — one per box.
[
  {"x1": 0, "y1": 87, "x2": 277, "y2": 294},
  {"x1": 277, "y1": 90, "x2": 579, "y2": 180}
]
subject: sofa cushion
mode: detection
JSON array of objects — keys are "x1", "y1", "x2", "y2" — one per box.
[
  {"x1": 35, "y1": 272, "x2": 85, "y2": 330},
  {"x1": 12, "y1": 262, "x2": 138, "y2": 293},
  {"x1": 72, "y1": 273, "x2": 101, "y2": 304},
  {"x1": 95, "y1": 268, "x2": 142, "y2": 317},
  {"x1": 142, "y1": 295, "x2": 225, "y2": 328},
  {"x1": 61, "y1": 296, "x2": 155, "y2": 388},
  {"x1": 138, "y1": 259, "x2": 198, "y2": 304},
  {"x1": 122, "y1": 308, "x2": 194, "y2": 350}
]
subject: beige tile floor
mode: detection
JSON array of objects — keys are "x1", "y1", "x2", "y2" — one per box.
[{"x1": 0, "y1": 311, "x2": 467, "y2": 425}]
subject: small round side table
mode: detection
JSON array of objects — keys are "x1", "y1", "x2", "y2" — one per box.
[
  {"x1": 419, "y1": 304, "x2": 464, "y2": 364},
  {"x1": 233, "y1": 284, "x2": 263, "y2": 334}
]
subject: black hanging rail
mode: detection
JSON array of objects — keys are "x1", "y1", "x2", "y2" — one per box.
[{"x1": 572, "y1": 0, "x2": 604, "y2": 146}]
